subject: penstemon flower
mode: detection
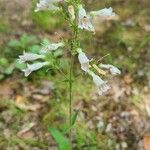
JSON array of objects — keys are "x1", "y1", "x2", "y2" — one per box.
[
  {"x1": 18, "y1": 1, "x2": 122, "y2": 144},
  {"x1": 40, "y1": 42, "x2": 64, "y2": 54},
  {"x1": 78, "y1": 5, "x2": 95, "y2": 32},
  {"x1": 88, "y1": 71, "x2": 111, "y2": 95},
  {"x1": 100, "y1": 64, "x2": 121, "y2": 75},
  {"x1": 18, "y1": 52, "x2": 45, "y2": 63},
  {"x1": 77, "y1": 49, "x2": 90, "y2": 72},
  {"x1": 19, "y1": 1, "x2": 120, "y2": 98},
  {"x1": 22, "y1": 62, "x2": 49, "y2": 77},
  {"x1": 90, "y1": 7, "x2": 115, "y2": 17},
  {"x1": 35, "y1": 0, "x2": 63, "y2": 12}
]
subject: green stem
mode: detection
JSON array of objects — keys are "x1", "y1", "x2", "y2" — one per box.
[
  {"x1": 68, "y1": 2, "x2": 79, "y2": 147},
  {"x1": 69, "y1": 55, "x2": 73, "y2": 127},
  {"x1": 68, "y1": 47, "x2": 74, "y2": 150}
]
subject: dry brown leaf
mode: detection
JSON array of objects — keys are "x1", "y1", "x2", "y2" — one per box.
[
  {"x1": 0, "y1": 83, "x2": 14, "y2": 98},
  {"x1": 142, "y1": 95, "x2": 150, "y2": 117},
  {"x1": 143, "y1": 134, "x2": 150, "y2": 150},
  {"x1": 17, "y1": 122, "x2": 36, "y2": 138},
  {"x1": 16, "y1": 95, "x2": 25, "y2": 104},
  {"x1": 143, "y1": 24, "x2": 150, "y2": 32},
  {"x1": 124, "y1": 74, "x2": 133, "y2": 84},
  {"x1": 15, "y1": 102, "x2": 42, "y2": 111},
  {"x1": 21, "y1": 131, "x2": 35, "y2": 139},
  {"x1": 32, "y1": 94, "x2": 49, "y2": 103},
  {"x1": 26, "y1": 103, "x2": 42, "y2": 111}
]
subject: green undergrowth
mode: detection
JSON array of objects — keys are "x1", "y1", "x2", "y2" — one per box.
[
  {"x1": 0, "y1": 0, "x2": 149, "y2": 149},
  {"x1": 0, "y1": 18, "x2": 9, "y2": 34}
]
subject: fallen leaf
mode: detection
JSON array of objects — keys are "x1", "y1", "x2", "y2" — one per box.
[
  {"x1": 16, "y1": 95, "x2": 25, "y2": 104},
  {"x1": 32, "y1": 94, "x2": 49, "y2": 103},
  {"x1": 26, "y1": 103, "x2": 42, "y2": 111},
  {"x1": 16, "y1": 103, "x2": 42, "y2": 111},
  {"x1": 143, "y1": 134, "x2": 150, "y2": 150},
  {"x1": 124, "y1": 74, "x2": 133, "y2": 84},
  {"x1": 19, "y1": 131, "x2": 35, "y2": 139},
  {"x1": 17, "y1": 122, "x2": 36, "y2": 137}
]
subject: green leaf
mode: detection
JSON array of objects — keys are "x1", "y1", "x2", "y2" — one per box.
[
  {"x1": 8, "y1": 39, "x2": 21, "y2": 48},
  {"x1": 4, "y1": 63, "x2": 15, "y2": 75},
  {"x1": 71, "y1": 110, "x2": 79, "y2": 126},
  {"x1": 0, "y1": 58, "x2": 8, "y2": 65},
  {"x1": 15, "y1": 60, "x2": 26, "y2": 70},
  {"x1": 0, "y1": 74, "x2": 4, "y2": 80},
  {"x1": 48, "y1": 128, "x2": 71, "y2": 150},
  {"x1": 63, "y1": 110, "x2": 79, "y2": 133}
]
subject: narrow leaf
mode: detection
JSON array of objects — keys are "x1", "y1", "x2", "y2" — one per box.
[
  {"x1": 71, "y1": 110, "x2": 79, "y2": 126},
  {"x1": 63, "y1": 110, "x2": 80, "y2": 133},
  {"x1": 48, "y1": 127, "x2": 71, "y2": 150}
]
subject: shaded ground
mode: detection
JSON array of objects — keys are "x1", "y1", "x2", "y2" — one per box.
[{"x1": 0, "y1": 0, "x2": 150, "y2": 149}]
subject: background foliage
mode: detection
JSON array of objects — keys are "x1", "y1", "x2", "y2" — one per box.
[{"x1": 0, "y1": 0, "x2": 149, "y2": 149}]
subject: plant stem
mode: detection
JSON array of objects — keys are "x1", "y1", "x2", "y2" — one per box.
[
  {"x1": 69, "y1": 33, "x2": 74, "y2": 149},
  {"x1": 69, "y1": 54, "x2": 73, "y2": 128},
  {"x1": 68, "y1": 2, "x2": 79, "y2": 148}
]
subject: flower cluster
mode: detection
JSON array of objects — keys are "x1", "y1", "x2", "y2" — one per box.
[
  {"x1": 78, "y1": 5, "x2": 115, "y2": 32},
  {"x1": 77, "y1": 48, "x2": 121, "y2": 95},
  {"x1": 18, "y1": 42, "x2": 64, "y2": 76},
  {"x1": 19, "y1": 1, "x2": 121, "y2": 96},
  {"x1": 75, "y1": 4, "x2": 120, "y2": 95},
  {"x1": 35, "y1": 1, "x2": 115, "y2": 32}
]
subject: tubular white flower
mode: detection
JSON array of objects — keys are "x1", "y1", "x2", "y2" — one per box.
[
  {"x1": 40, "y1": 42, "x2": 64, "y2": 54},
  {"x1": 90, "y1": 7, "x2": 115, "y2": 17},
  {"x1": 18, "y1": 52, "x2": 45, "y2": 63},
  {"x1": 78, "y1": 5, "x2": 95, "y2": 32},
  {"x1": 77, "y1": 49, "x2": 90, "y2": 72},
  {"x1": 22, "y1": 62, "x2": 49, "y2": 77},
  {"x1": 100, "y1": 64, "x2": 121, "y2": 75},
  {"x1": 88, "y1": 71, "x2": 110, "y2": 95},
  {"x1": 35, "y1": 0, "x2": 62, "y2": 12}
]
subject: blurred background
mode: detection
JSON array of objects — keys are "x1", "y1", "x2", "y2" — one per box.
[{"x1": 0, "y1": 0, "x2": 150, "y2": 149}]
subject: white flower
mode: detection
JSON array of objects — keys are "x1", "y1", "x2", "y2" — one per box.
[
  {"x1": 89, "y1": 71, "x2": 110, "y2": 95},
  {"x1": 90, "y1": 7, "x2": 115, "y2": 17},
  {"x1": 18, "y1": 52, "x2": 45, "y2": 63},
  {"x1": 22, "y1": 62, "x2": 49, "y2": 77},
  {"x1": 40, "y1": 42, "x2": 64, "y2": 54},
  {"x1": 100, "y1": 64, "x2": 121, "y2": 75},
  {"x1": 77, "y1": 49, "x2": 90, "y2": 72},
  {"x1": 35, "y1": 0, "x2": 62, "y2": 12},
  {"x1": 78, "y1": 5, "x2": 95, "y2": 32}
]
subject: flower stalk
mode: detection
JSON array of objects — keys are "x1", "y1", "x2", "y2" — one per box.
[{"x1": 67, "y1": 2, "x2": 79, "y2": 145}]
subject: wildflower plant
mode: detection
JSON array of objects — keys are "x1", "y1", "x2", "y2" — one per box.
[{"x1": 18, "y1": 0, "x2": 121, "y2": 147}]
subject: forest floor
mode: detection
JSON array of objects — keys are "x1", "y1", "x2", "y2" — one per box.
[{"x1": 0, "y1": 0, "x2": 150, "y2": 149}]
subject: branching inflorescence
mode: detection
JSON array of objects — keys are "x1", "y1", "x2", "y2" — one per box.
[{"x1": 19, "y1": 0, "x2": 121, "y2": 96}]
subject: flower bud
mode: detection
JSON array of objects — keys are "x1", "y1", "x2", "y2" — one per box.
[
  {"x1": 100, "y1": 64, "x2": 121, "y2": 75},
  {"x1": 68, "y1": 5, "x2": 75, "y2": 21}
]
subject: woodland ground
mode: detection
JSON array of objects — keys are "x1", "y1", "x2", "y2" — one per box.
[{"x1": 0, "y1": 0, "x2": 150, "y2": 149}]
